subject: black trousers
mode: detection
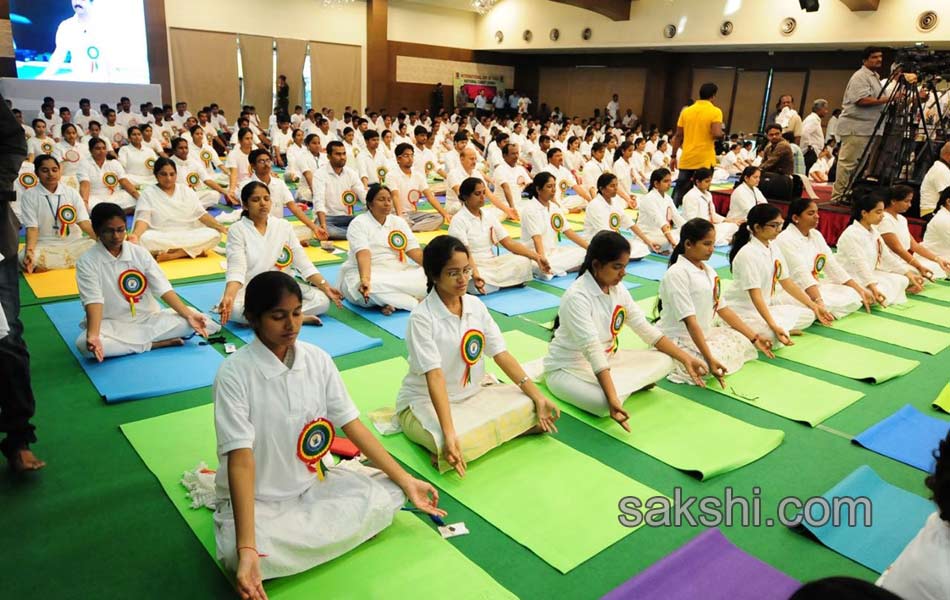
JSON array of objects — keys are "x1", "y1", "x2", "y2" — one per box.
[
  {"x1": 672, "y1": 168, "x2": 697, "y2": 208},
  {"x1": 0, "y1": 253, "x2": 36, "y2": 457}
]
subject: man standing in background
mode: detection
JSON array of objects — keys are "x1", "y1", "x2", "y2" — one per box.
[
  {"x1": 801, "y1": 99, "x2": 830, "y2": 172},
  {"x1": 430, "y1": 83, "x2": 444, "y2": 118},
  {"x1": 671, "y1": 83, "x2": 724, "y2": 206}
]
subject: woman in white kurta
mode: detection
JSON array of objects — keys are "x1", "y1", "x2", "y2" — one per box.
[
  {"x1": 118, "y1": 126, "x2": 159, "y2": 187},
  {"x1": 18, "y1": 155, "x2": 96, "y2": 272},
  {"x1": 447, "y1": 177, "x2": 546, "y2": 294},
  {"x1": 396, "y1": 235, "x2": 560, "y2": 476},
  {"x1": 681, "y1": 167, "x2": 741, "y2": 246},
  {"x1": 880, "y1": 185, "x2": 950, "y2": 280},
  {"x1": 543, "y1": 231, "x2": 708, "y2": 425},
  {"x1": 218, "y1": 181, "x2": 342, "y2": 327},
  {"x1": 128, "y1": 158, "x2": 225, "y2": 261},
  {"x1": 170, "y1": 137, "x2": 229, "y2": 209},
  {"x1": 630, "y1": 138, "x2": 651, "y2": 187},
  {"x1": 339, "y1": 184, "x2": 427, "y2": 314},
  {"x1": 836, "y1": 195, "x2": 917, "y2": 305},
  {"x1": 79, "y1": 138, "x2": 139, "y2": 211},
  {"x1": 583, "y1": 172, "x2": 654, "y2": 258},
  {"x1": 658, "y1": 219, "x2": 775, "y2": 386},
  {"x1": 75, "y1": 202, "x2": 221, "y2": 360},
  {"x1": 725, "y1": 204, "x2": 834, "y2": 346},
  {"x1": 226, "y1": 128, "x2": 255, "y2": 204},
  {"x1": 520, "y1": 172, "x2": 589, "y2": 277},
  {"x1": 613, "y1": 141, "x2": 646, "y2": 196},
  {"x1": 727, "y1": 167, "x2": 768, "y2": 221},
  {"x1": 775, "y1": 198, "x2": 875, "y2": 318},
  {"x1": 544, "y1": 148, "x2": 590, "y2": 212},
  {"x1": 140, "y1": 124, "x2": 167, "y2": 157},
  {"x1": 53, "y1": 123, "x2": 88, "y2": 187},
  {"x1": 922, "y1": 189, "x2": 950, "y2": 259},
  {"x1": 637, "y1": 168, "x2": 686, "y2": 252},
  {"x1": 214, "y1": 270, "x2": 444, "y2": 590}
]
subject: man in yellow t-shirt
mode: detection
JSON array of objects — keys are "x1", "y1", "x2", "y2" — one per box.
[{"x1": 671, "y1": 83, "x2": 724, "y2": 206}]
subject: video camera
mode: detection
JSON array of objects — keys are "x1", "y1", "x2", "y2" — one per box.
[{"x1": 893, "y1": 46, "x2": 950, "y2": 78}]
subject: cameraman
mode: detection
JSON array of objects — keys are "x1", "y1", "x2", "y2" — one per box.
[{"x1": 830, "y1": 47, "x2": 888, "y2": 204}]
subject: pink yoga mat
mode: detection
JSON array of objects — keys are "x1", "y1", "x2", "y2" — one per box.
[{"x1": 602, "y1": 529, "x2": 799, "y2": 600}]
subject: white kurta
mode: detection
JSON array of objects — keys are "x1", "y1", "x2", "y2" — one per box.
[
  {"x1": 724, "y1": 237, "x2": 815, "y2": 342},
  {"x1": 339, "y1": 213, "x2": 426, "y2": 311},
  {"x1": 727, "y1": 183, "x2": 767, "y2": 221},
  {"x1": 447, "y1": 207, "x2": 532, "y2": 291},
  {"x1": 396, "y1": 291, "x2": 537, "y2": 470},
  {"x1": 53, "y1": 141, "x2": 88, "y2": 180},
  {"x1": 80, "y1": 158, "x2": 136, "y2": 210},
  {"x1": 880, "y1": 211, "x2": 947, "y2": 277},
  {"x1": 225, "y1": 217, "x2": 329, "y2": 324},
  {"x1": 543, "y1": 271, "x2": 672, "y2": 415},
  {"x1": 878, "y1": 512, "x2": 950, "y2": 600},
  {"x1": 543, "y1": 164, "x2": 585, "y2": 210},
  {"x1": 582, "y1": 194, "x2": 651, "y2": 259},
  {"x1": 681, "y1": 187, "x2": 738, "y2": 247},
  {"x1": 314, "y1": 165, "x2": 367, "y2": 217},
  {"x1": 923, "y1": 207, "x2": 950, "y2": 259},
  {"x1": 581, "y1": 159, "x2": 608, "y2": 197},
  {"x1": 658, "y1": 256, "x2": 757, "y2": 384},
  {"x1": 75, "y1": 242, "x2": 220, "y2": 357},
  {"x1": 637, "y1": 189, "x2": 686, "y2": 250},
  {"x1": 172, "y1": 155, "x2": 220, "y2": 209},
  {"x1": 17, "y1": 184, "x2": 94, "y2": 269},
  {"x1": 775, "y1": 226, "x2": 863, "y2": 318},
  {"x1": 836, "y1": 222, "x2": 909, "y2": 305},
  {"x1": 135, "y1": 185, "x2": 220, "y2": 258},
  {"x1": 445, "y1": 167, "x2": 486, "y2": 214},
  {"x1": 213, "y1": 338, "x2": 403, "y2": 579},
  {"x1": 118, "y1": 144, "x2": 159, "y2": 186},
  {"x1": 225, "y1": 148, "x2": 253, "y2": 188},
  {"x1": 520, "y1": 198, "x2": 585, "y2": 276}
]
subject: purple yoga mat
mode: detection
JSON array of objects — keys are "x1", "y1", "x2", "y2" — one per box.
[{"x1": 602, "y1": 529, "x2": 800, "y2": 600}]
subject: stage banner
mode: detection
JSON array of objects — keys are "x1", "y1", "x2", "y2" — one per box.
[{"x1": 454, "y1": 72, "x2": 506, "y2": 108}]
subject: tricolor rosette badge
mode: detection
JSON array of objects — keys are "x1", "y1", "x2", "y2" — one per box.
[
  {"x1": 200, "y1": 150, "x2": 214, "y2": 167},
  {"x1": 296, "y1": 418, "x2": 335, "y2": 480},
  {"x1": 274, "y1": 245, "x2": 293, "y2": 270},
  {"x1": 102, "y1": 172, "x2": 119, "y2": 193},
  {"x1": 18, "y1": 172, "x2": 38, "y2": 189},
  {"x1": 186, "y1": 172, "x2": 201, "y2": 188},
  {"x1": 113, "y1": 133, "x2": 124, "y2": 143},
  {"x1": 425, "y1": 160, "x2": 435, "y2": 175},
  {"x1": 559, "y1": 179, "x2": 569, "y2": 193},
  {"x1": 407, "y1": 189, "x2": 421, "y2": 208},
  {"x1": 64, "y1": 149, "x2": 81, "y2": 163},
  {"x1": 145, "y1": 158, "x2": 156, "y2": 171},
  {"x1": 609, "y1": 305, "x2": 625, "y2": 354},
  {"x1": 460, "y1": 329, "x2": 485, "y2": 386},
  {"x1": 712, "y1": 275, "x2": 722, "y2": 311},
  {"x1": 812, "y1": 253, "x2": 827, "y2": 279},
  {"x1": 608, "y1": 212, "x2": 621, "y2": 232},
  {"x1": 388, "y1": 229, "x2": 408, "y2": 262},
  {"x1": 41, "y1": 141, "x2": 54, "y2": 155},
  {"x1": 376, "y1": 166, "x2": 388, "y2": 183},
  {"x1": 57, "y1": 204, "x2": 78, "y2": 237},
  {"x1": 550, "y1": 212, "x2": 565, "y2": 241},
  {"x1": 341, "y1": 190, "x2": 358, "y2": 215},
  {"x1": 771, "y1": 259, "x2": 782, "y2": 296},
  {"x1": 118, "y1": 269, "x2": 147, "y2": 316}
]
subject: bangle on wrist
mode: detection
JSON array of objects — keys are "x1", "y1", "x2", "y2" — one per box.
[
  {"x1": 516, "y1": 375, "x2": 529, "y2": 387},
  {"x1": 237, "y1": 546, "x2": 260, "y2": 555}
]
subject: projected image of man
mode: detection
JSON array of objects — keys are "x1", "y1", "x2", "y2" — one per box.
[{"x1": 40, "y1": 0, "x2": 110, "y2": 81}]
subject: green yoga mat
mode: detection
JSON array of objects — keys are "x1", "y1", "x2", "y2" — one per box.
[
  {"x1": 342, "y1": 357, "x2": 664, "y2": 574},
  {"x1": 494, "y1": 330, "x2": 784, "y2": 480},
  {"x1": 775, "y1": 332, "x2": 919, "y2": 384},
  {"x1": 831, "y1": 311, "x2": 950, "y2": 355},
  {"x1": 702, "y1": 361, "x2": 864, "y2": 426},
  {"x1": 935, "y1": 383, "x2": 950, "y2": 414},
  {"x1": 917, "y1": 283, "x2": 950, "y2": 303},
  {"x1": 879, "y1": 299, "x2": 950, "y2": 326},
  {"x1": 120, "y1": 404, "x2": 515, "y2": 600}
]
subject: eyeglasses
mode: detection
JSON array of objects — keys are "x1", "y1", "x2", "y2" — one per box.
[
  {"x1": 762, "y1": 222, "x2": 784, "y2": 230},
  {"x1": 444, "y1": 267, "x2": 474, "y2": 280}
]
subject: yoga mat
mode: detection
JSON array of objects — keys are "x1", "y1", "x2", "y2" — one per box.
[
  {"x1": 880, "y1": 298, "x2": 950, "y2": 326},
  {"x1": 702, "y1": 360, "x2": 864, "y2": 426},
  {"x1": 853, "y1": 405, "x2": 949, "y2": 472},
  {"x1": 829, "y1": 311, "x2": 950, "y2": 355},
  {"x1": 603, "y1": 528, "x2": 800, "y2": 600},
  {"x1": 625, "y1": 259, "x2": 669, "y2": 281},
  {"x1": 537, "y1": 272, "x2": 640, "y2": 292},
  {"x1": 792, "y1": 465, "x2": 933, "y2": 573},
  {"x1": 935, "y1": 383, "x2": 950, "y2": 414},
  {"x1": 342, "y1": 300, "x2": 412, "y2": 340},
  {"x1": 480, "y1": 285, "x2": 562, "y2": 316},
  {"x1": 341, "y1": 357, "x2": 665, "y2": 573},
  {"x1": 647, "y1": 252, "x2": 730, "y2": 271},
  {"x1": 23, "y1": 268, "x2": 79, "y2": 299},
  {"x1": 120, "y1": 405, "x2": 516, "y2": 600},
  {"x1": 774, "y1": 332, "x2": 919, "y2": 384},
  {"x1": 497, "y1": 330, "x2": 783, "y2": 479},
  {"x1": 917, "y1": 282, "x2": 950, "y2": 303},
  {"x1": 176, "y1": 282, "x2": 383, "y2": 357},
  {"x1": 42, "y1": 300, "x2": 223, "y2": 403}
]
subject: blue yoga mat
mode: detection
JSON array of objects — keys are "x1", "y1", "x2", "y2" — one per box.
[
  {"x1": 480, "y1": 285, "x2": 562, "y2": 316},
  {"x1": 853, "y1": 405, "x2": 950, "y2": 473},
  {"x1": 626, "y1": 259, "x2": 670, "y2": 281},
  {"x1": 175, "y1": 281, "x2": 383, "y2": 357},
  {"x1": 793, "y1": 465, "x2": 933, "y2": 573},
  {"x1": 647, "y1": 252, "x2": 730, "y2": 270},
  {"x1": 714, "y1": 244, "x2": 732, "y2": 256},
  {"x1": 539, "y1": 272, "x2": 641, "y2": 292},
  {"x1": 42, "y1": 300, "x2": 224, "y2": 403},
  {"x1": 342, "y1": 300, "x2": 412, "y2": 339}
]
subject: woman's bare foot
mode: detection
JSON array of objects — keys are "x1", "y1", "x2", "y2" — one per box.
[
  {"x1": 789, "y1": 329, "x2": 804, "y2": 336},
  {"x1": 302, "y1": 315, "x2": 323, "y2": 326},
  {"x1": 381, "y1": 305, "x2": 396, "y2": 316},
  {"x1": 10, "y1": 449, "x2": 45, "y2": 472},
  {"x1": 31, "y1": 265, "x2": 50, "y2": 274},
  {"x1": 153, "y1": 337, "x2": 185, "y2": 349},
  {"x1": 155, "y1": 249, "x2": 189, "y2": 262}
]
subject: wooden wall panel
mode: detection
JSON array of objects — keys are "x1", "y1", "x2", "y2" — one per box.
[
  {"x1": 768, "y1": 71, "x2": 807, "y2": 117},
  {"x1": 538, "y1": 67, "x2": 646, "y2": 120},
  {"x1": 310, "y1": 41, "x2": 361, "y2": 112},
  {"x1": 731, "y1": 70, "x2": 770, "y2": 135},
  {"x1": 691, "y1": 67, "x2": 737, "y2": 127},
  {"x1": 804, "y1": 69, "x2": 854, "y2": 113}
]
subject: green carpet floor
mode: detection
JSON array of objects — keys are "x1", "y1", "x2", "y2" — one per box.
[{"x1": 3, "y1": 258, "x2": 949, "y2": 598}]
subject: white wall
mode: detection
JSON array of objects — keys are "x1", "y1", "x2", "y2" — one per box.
[
  {"x1": 477, "y1": 0, "x2": 950, "y2": 51},
  {"x1": 389, "y1": 1, "x2": 478, "y2": 48}
]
